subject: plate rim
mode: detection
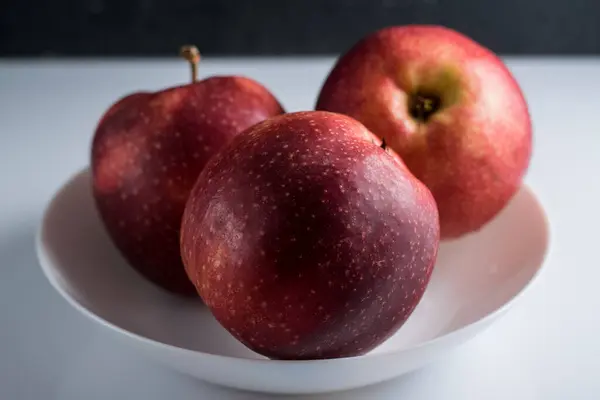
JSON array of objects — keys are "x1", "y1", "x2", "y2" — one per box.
[{"x1": 35, "y1": 167, "x2": 551, "y2": 367}]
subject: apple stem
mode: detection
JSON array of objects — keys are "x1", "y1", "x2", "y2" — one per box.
[
  {"x1": 415, "y1": 96, "x2": 432, "y2": 120},
  {"x1": 410, "y1": 94, "x2": 439, "y2": 123},
  {"x1": 380, "y1": 138, "x2": 387, "y2": 150},
  {"x1": 180, "y1": 45, "x2": 201, "y2": 83}
]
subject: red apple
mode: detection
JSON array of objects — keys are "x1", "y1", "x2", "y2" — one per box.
[
  {"x1": 91, "y1": 46, "x2": 284, "y2": 296},
  {"x1": 180, "y1": 111, "x2": 440, "y2": 360},
  {"x1": 316, "y1": 25, "x2": 532, "y2": 239}
]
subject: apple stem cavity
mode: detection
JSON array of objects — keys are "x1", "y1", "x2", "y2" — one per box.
[
  {"x1": 180, "y1": 45, "x2": 201, "y2": 83},
  {"x1": 409, "y1": 93, "x2": 440, "y2": 123}
]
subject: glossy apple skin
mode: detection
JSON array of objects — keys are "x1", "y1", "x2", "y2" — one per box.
[
  {"x1": 316, "y1": 25, "x2": 532, "y2": 239},
  {"x1": 180, "y1": 111, "x2": 440, "y2": 360},
  {"x1": 91, "y1": 76, "x2": 284, "y2": 296}
]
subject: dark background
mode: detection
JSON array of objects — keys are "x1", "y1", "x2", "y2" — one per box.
[{"x1": 1, "y1": 0, "x2": 599, "y2": 57}]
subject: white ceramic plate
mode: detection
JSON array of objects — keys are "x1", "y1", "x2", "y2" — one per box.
[{"x1": 36, "y1": 168, "x2": 549, "y2": 395}]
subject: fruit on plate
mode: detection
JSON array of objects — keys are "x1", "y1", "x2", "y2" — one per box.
[
  {"x1": 180, "y1": 111, "x2": 440, "y2": 360},
  {"x1": 316, "y1": 25, "x2": 532, "y2": 239},
  {"x1": 91, "y1": 46, "x2": 284, "y2": 295}
]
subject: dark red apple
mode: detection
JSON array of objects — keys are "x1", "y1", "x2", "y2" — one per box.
[
  {"x1": 180, "y1": 111, "x2": 440, "y2": 360},
  {"x1": 316, "y1": 25, "x2": 532, "y2": 239},
  {"x1": 91, "y1": 46, "x2": 284, "y2": 296}
]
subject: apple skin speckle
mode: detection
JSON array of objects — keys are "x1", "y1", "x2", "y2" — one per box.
[
  {"x1": 91, "y1": 76, "x2": 284, "y2": 296},
  {"x1": 181, "y1": 111, "x2": 440, "y2": 359}
]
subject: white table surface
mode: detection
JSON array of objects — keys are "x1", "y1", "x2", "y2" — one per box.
[{"x1": 1, "y1": 56, "x2": 598, "y2": 399}]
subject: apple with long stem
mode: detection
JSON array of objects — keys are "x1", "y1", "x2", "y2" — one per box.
[{"x1": 91, "y1": 45, "x2": 284, "y2": 295}]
